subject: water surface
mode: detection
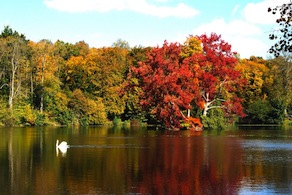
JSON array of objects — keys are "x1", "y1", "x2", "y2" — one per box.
[{"x1": 0, "y1": 126, "x2": 291, "y2": 194}]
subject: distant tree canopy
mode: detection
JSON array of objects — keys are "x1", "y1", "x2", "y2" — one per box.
[
  {"x1": 268, "y1": 1, "x2": 292, "y2": 57},
  {"x1": 0, "y1": 26, "x2": 290, "y2": 128}
]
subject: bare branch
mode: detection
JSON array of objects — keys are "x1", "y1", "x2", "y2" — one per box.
[{"x1": 0, "y1": 83, "x2": 8, "y2": 89}]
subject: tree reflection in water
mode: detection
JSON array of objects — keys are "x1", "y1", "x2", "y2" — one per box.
[{"x1": 0, "y1": 126, "x2": 291, "y2": 195}]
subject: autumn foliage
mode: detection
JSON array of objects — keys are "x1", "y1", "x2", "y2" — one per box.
[
  {"x1": 193, "y1": 33, "x2": 246, "y2": 118},
  {"x1": 132, "y1": 41, "x2": 200, "y2": 129},
  {"x1": 131, "y1": 33, "x2": 246, "y2": 129},
  {"x1": 0, "y1": 26, "x2": 289, "y2": 128}
]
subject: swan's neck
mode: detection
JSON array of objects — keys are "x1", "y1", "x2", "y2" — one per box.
[{"x1": 56, "y1": 140, "x2": 59, "y2": 147}]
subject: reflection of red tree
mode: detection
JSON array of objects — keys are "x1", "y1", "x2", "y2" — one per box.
[{"x1": 134, "y1": 136, "x2": 243, "y2": 194}]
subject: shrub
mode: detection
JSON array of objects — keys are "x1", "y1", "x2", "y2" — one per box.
[
  {"x1": 35, "y1": 113, "x2": 46, "y2": 126},
  {"x1": 201, "y1": 108, "x2": 226, "y2": 130},
  {"x1": 113, "y1": 116, "x2": 123, "y2": 126},
  {"x1": 248, "y1": 99, "x2": 271, "y2": 123},
  {"x1": 247, "y1": 99, "x2": 285, "y2": 124}
]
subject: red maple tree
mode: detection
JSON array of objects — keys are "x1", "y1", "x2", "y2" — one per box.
[
  {"x1": 190, "y1": 33, "x2": 246, "y2": 118},
  {"x1": 131, "y1": 33, "x2": 246, "y2": 130},
  {"x1": 131, "y1": 41, "x2": 200, "y2": 129}
]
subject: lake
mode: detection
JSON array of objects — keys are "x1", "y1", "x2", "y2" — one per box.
[{"x1": 0, "y1": 125, "x2": 291, "y2": 195}]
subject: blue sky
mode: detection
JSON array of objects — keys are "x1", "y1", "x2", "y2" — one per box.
[{"x1": 0, "y1": 0, "x2": 288, "y2": 58}]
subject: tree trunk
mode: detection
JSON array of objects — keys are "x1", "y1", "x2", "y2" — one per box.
[
  {"x1": 202, "y1": 93, "x2": 225, "y2": 116},
  {"x1": 30, "y1": 69, "x2": 34, "y2": 105},
  {"x1": 202, "y1": 93, "x2": 210, "y2": 116},
  {"x1": 203, "y1": 102, "x2": 211, "y2": 116},
  {"x1": 8, "y1": 57, "x2": 16, "y2": 111},
  {"x1": 40, "y1": 56, "x2": 45, "y2": 113}
]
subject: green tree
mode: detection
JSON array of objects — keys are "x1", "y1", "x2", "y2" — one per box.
[
  {"x1": 0, "y1": 26, "x2": 30, "y2": 111},
  {"x1": 248, "y1": 99, "x2": 271, "y2": 123},
  {"x1": 266, "y1": 55, "x2": 292, "y2": 117},
  {"x1": 248, "y1": 98, "x2": 285, "y2": 124}
]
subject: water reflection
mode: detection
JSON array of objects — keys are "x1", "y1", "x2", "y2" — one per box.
[{"x1": 0, "y1": 126, "x2": 291, "y2": 194}]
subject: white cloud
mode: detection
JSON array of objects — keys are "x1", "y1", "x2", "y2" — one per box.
[
  {"x1": 228, "y1": 35, "x2": 268, "y2": 58},
  {"x1": 44, "y1": 0, "x2": 199, "y2": 18},
  {"x1": 243, "y1": 0, "x2": 290, "y2": 24},
  {"x1": 191, "y1": 18, "x2": 268, "y2": 58},
  {"x1": 192, "y1": 18, "x2": 261, "y2": 37},
  {"x1": 188, "y1": 0, "x2": 292, "y2": 58}
]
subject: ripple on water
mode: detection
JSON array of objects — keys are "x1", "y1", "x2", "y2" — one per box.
[{"x1": 241, "y1": 140, "x2": 292, "y2": 165}]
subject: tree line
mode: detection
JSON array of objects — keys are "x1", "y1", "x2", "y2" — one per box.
[{"x1": 0, "y1": 26, "x2": 291, "y2": 129}]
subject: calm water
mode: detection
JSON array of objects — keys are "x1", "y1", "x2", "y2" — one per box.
[{"x1": 0, "y1": 126, "x2": 292, "y2": 195}]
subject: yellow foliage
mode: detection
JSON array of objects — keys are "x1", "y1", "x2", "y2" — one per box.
[
  {"x1": 236, "y1": 58, "x2": 271, "y2": 102},
  {"x1": 66, "y1": 56, "x2": 84, "y2": 69},
  {"x1": 17, "y1": 105, "x2": 36, "y2": 125},
  {"x1": 71, "y1": 89, "x2": 107, "y2": 124},
  {"x1": 181, "y1": 35, "x2": 203, "y2": 58},
  {"x1": 55, "y1": 92, "x2": 69, "y2": 110},
  {"x1": 30, "y1": 40, "x2": 58, "y2": 83}
]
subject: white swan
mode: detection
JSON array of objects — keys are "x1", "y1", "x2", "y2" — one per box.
[{"x1": 56, "y1": 139, "x2": 69, "y2": 156}]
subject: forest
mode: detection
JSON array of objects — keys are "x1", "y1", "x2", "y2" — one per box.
[{"x1": 0, "y1": 26, "x2": 291, "y2": 129}]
